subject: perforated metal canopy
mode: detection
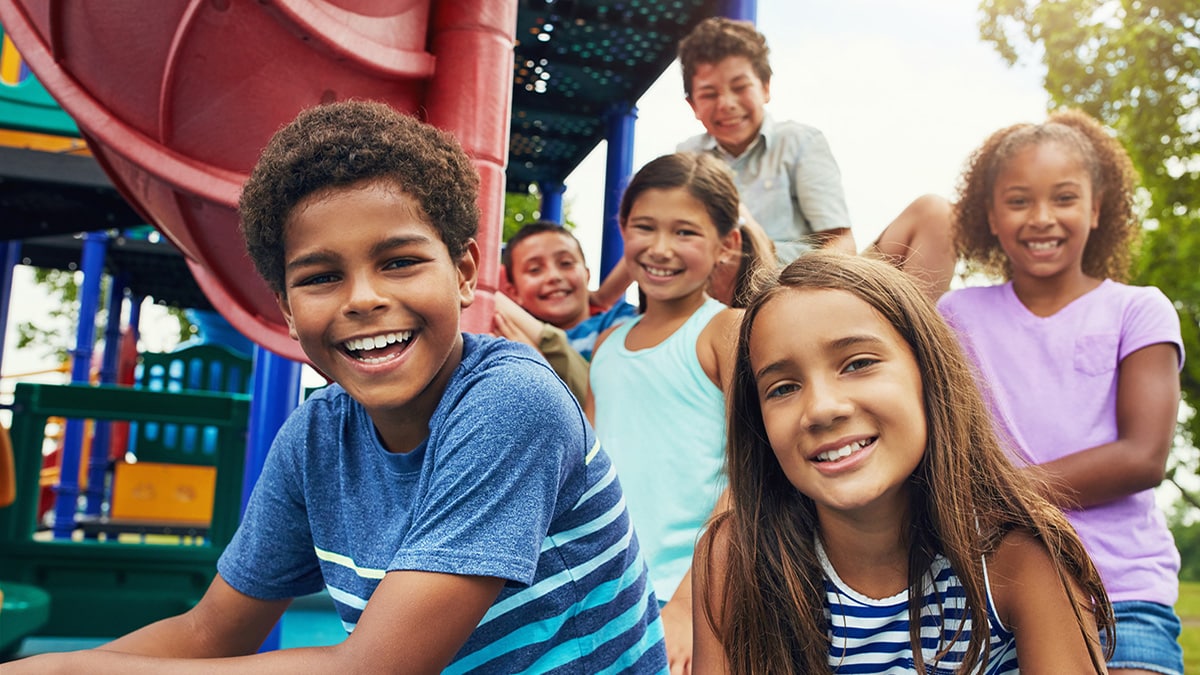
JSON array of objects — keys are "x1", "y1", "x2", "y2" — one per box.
[
  {"x1": 1, "y1": 0, "x2": 722, "y2": 309},
  {"x1": 507, "y1": 0, "x2": 718, "y2": 192}
]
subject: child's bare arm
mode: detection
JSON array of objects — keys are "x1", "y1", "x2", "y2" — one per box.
[
  {"x1": 8, "y1": 571, "x2": 503, "y2": 674},
  {"x1": 989, "y1": 530, "x2": 1107, "y2": 674},
  {"x1": 492, "y1": 291, "x2": 545, "y2": 346},
  {"x1": 691, "y1": 524, "x2": 732, "y2": 675},
  {"x1": 696, "y1": 308, "x2": 744, "y2": 391},
  {"x1": 1035, "y1": 342, "x2": 1180, "y2": 508}
]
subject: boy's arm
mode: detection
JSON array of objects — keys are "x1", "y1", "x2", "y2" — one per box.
[
  {"x1": 9, "y1": 571, "x2": 503, "y2": 674},
  {"x1": 810, "y1": 227, "x2": 857, "y2": 255},
  {"x1": 989, "y1": 529, "x2": 1106, "y2": 673},
  {"x1": 1034, "y1": 342, "x2": 1180, "y2": 508},
  {"x1": 492, "y1": 291, "x2": 545, "y2": 346},
  {"x1": 590, "y1": 258, "x2": 634, "y2": 310}
]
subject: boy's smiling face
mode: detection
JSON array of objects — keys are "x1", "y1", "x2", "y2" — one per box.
[
  {"x1": 277, "y1": 178, "x2": 478, "y2": 453},
  {"x1": 506, "y1": 230, "x2": 591, "y2": 330},
  {"x1": 687, "y1": 55, "x2": 771, "y2": 157}
]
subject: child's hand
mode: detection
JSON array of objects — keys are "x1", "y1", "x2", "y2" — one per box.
[
  {"x1": 491, "y1": 292, "x2": 541, "y2": 347},
  {"x1": 660, "y1": 595, "x2": 693, "y2": 675}
]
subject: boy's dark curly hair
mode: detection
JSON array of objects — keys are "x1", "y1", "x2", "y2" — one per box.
[
  {"x1": 953, "y1": 108, "x2": 1139, "y2": 282},
  {"x1": 677, "y1": 16, "x2": 772, "y2": 98},
  {"x1": 239, "y1": 99, "x2": 481, "y2": 294}
]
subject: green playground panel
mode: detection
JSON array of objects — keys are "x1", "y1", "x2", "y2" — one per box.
[
  {"x1": 0, "y1": 383, "x2": 250, "y2": 639},
  {"x1": 0, "y1": 25, "x2": 81, "y2": 137}
]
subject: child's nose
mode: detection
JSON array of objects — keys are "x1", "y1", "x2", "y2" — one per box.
[
  {"x1": 803, "y1": 380, "x2": 852, "y2": 429},
  {"x1": 343, "y1": 272, "x2": 388, "y2": 315},
  {"x1": 1029, "y1": 199, "x2": 1055, "y2": 226}
]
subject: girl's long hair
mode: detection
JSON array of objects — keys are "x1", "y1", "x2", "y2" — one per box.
[
  {"x1": 619, "y1": 152, "x2": 773, "y2": 307},
  {"x1": 695, "y1": 252, "x2": 1113, "y2": 674}
]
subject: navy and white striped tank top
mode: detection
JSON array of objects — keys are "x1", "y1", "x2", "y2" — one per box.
[{"x1": 818, "y1": 540, "x2": 1019, "y2": 674}]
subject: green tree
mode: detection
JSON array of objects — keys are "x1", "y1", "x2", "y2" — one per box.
[
  {"x1": 16, "y1": 267, "x2": 193, "y2": 367},
  {"x1": 979, "y1": 0, "x2": 1200, "y2": 446},
  {"x1": 503, "y1": 185, "x2": 576, "y2": 243}
]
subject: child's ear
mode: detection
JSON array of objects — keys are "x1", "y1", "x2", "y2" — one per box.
[
  {"x1": 457, "y1": 239, "x2": 481, "y2": 307},
  {"x1": 275, "y1": 292, "x2": 299, "y2": 341},
  {"x1": 721, "y1": 226, "x2": 743, "y2": 262},
  {"x1": 762, "y1": 78, "x2": 771, "y2": 105},
  {"x1": 1090, "y1": 194, "x2": 1102, "y2": 230}
]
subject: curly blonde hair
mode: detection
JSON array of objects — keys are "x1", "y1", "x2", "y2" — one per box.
[{"x1": 953, "y1": 108, "x2": 1139, "y2": 282}]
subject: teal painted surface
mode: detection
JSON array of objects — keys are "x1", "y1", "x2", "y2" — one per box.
[{"x1": 0, "y1": 25, "x2": 80, "y2": 136}]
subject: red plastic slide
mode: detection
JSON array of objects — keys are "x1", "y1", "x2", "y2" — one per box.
[{"x1": 0, "y1": 1, "x2": 515, "y2": 361}]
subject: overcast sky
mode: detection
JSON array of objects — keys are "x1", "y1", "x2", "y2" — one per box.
[{"x1": 562, "y1": 0, "x2": 1049, "y2": 273}]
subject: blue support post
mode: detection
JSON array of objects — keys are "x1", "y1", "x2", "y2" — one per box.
[
  {"x1": 0, "y1": 240, "x2": 22, "y2": 379},
  {"x1": 128, "y1": 293, "x2": 144, "y2": 345},
  {"x1": 600, "y1": 102, "x2": 637, "y2": 278},
  {"x1": 52, "y1": 231, "x2": 109, "y2": 538},
  {"x1": 538, "y1": 180, "x2": 565, "y2": 224},
  {"x1": 244, "y1": 345, "x2": 303, "y2": 652},
  {"x1": 84, "y1": 275, "x2": 127, "y2": 516},
  {"x1": 722, "y1": 0, "x2": 757, "y2": 22}
]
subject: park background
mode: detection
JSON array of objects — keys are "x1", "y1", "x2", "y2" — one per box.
[{"x1": 3, "y1": 0, "x2": 1199, "y2": 664}]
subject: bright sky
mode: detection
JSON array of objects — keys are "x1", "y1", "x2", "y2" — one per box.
[
  {"x1": 563, "y1": 0, "x2": 1049, "y2": 274},
  {"x1": 2, "y1": 0, "x2": 1050, "y2": 386}
]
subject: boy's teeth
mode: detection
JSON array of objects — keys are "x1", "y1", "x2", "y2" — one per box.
[
  {"x1": 344, "y1": 331, "x2": 412, "y2": 353},
  {"x1": 646, "y1": 266, "x2": 676, "y2": 277},
  {"x1": 815, "y1": 438, "x2": 871, "y2": 463}
]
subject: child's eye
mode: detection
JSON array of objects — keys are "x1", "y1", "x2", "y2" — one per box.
[
  {"x1": 1005, "y1": 197, "x2": 1028, "y2": 208},
  {"x1": 1055, "y1": 193, "x2": 1079, "y2": 204},
  {"x1": 677, "y1": 228, "x2": 700, "y2": 237},
  {"x1": 384, "y1": 258, "x2": 418, "y2": 271},
  {"x1": 558, "y1": 260, "x2": 576, "y2": 270},
  {"x1": 844, "y1": 358, "x2": 878, "y2": 373},
  {"x1": 764, "y1": 382, "x2": 799, "y2": 399},
  {"x1": 296, "y1": 272, "x2": 339, "y2": 287}
]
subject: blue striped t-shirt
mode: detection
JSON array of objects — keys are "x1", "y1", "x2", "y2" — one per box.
[{"x1": 219, "y1": 333, "x2": 666, "y2": 673}]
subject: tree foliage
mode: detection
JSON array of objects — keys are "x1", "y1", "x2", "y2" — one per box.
[
  {"x1": 979, "y1": 0, "x2": 1200, "y2": 446},
  {"x1": 503, "y1": 186, "x2": 576, "y2": 243}
]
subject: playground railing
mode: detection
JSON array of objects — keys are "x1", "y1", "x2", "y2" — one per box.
[{"x1": 0, "y1": 382, "x2": 250, "y2": 639}]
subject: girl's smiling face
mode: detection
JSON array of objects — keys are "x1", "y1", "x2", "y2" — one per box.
[
  {"x1": 621, "y1": 186, "x2": 737, "y2": 306},
  {"x1": 987, "y1": 140, "x2": 1100, "y2": 284},
  {"x1": 749, "y1": 287, "x2": 927, "y2": 521}
]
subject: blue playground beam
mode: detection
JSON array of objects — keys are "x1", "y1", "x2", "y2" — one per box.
[
  {"x1": 84, "y1": 274, "x2": 127, "y2": 517},
  {"x1": 52, "y1": 231, "x2": 108, "y2": 538},
  {"x1": 243, "y1": 345, "x2": 303, "y2": 653},
  {"x1": 600, "y1": 102, "x2": 637, "y2": 278},
  {"x1": 0, "y1": 240, "x2": 20, "y2": 379},
  {"x1": 722, "y1": 0, "x2": 757, "y2": 23},
  {"x1": 538, "y1": 180, "x2": 565, "y2": 224}
]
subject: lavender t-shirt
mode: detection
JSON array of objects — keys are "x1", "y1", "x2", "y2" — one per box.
[{"x1": 938, "y1": 280, "x2": 1184, "y2": 605}]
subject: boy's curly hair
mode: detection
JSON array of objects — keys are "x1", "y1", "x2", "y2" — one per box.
[
  {"x1": 677, "y1": 16, "x2": 772, "y2": 98},
  {"x1": 239, "y1": 99, "x2": 481, "y2": 294},
  {"x1": 953, "y1": 108, "x2": 1139, "y2": 282}
]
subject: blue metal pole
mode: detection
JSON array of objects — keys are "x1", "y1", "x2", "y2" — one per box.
[
  {"x1": 84, "y1": 275, "x2": 127, "y2": 516},
  {"x1": 0, "y1": 240, "x2": 22, "y2": 379},
  {"x1": 722, "y1": 0, "x2": 757, "y2": 22},
  {"x1": 244, "y1": 345, "x2": 303, "y2": 652},
  {"x1": 600, "y1": 102, "x2": 637, "y2": 278},
  {"x1": 52, "y1": 231, "x2": 109, "y2": 538},
  {"x1": 538, "y1": 180, "x2": 565, "y2": 224}
]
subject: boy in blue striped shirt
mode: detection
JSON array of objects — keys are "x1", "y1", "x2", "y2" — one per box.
[{"x1": 12, "y1": 101, "x2": 665, "y2": 674}]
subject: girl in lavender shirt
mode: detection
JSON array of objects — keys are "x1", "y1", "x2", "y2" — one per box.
[{"x1": 938, "y1": 109, "x2": 1184, "y2": 675}]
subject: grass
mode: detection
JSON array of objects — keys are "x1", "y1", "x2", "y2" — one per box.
[{"x1": 1178, "y1": 581, "x2": 1200, "y2": 673}]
